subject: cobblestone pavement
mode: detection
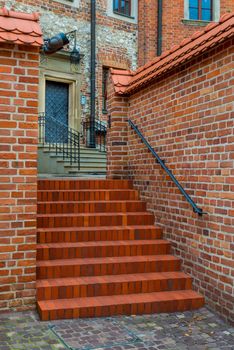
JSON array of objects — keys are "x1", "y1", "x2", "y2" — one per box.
[
  {"x1": 0, "y1": 311, "x2": 66, "y2": 350},
  {"x1": 0, "y1": 308, "x2": 233, "y2": 350}
]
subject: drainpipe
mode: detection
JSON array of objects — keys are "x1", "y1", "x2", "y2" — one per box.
[
  {"x1": 89, "y1": 0, "x2": 96, "y2": 148},
  {"x1": 157, "y1": 0, "x2": 163, "y2": 56}
]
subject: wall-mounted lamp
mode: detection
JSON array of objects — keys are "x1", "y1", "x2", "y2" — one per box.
[
  {"x1": 66, "y1": 30, "x2": 81, "y2": 67},
  {"x1": 42, "y1": 32, "x2": 69, "y2": 55},
  {"x1": 41, "y1": 30, "x2": 81, "y2": 67}
]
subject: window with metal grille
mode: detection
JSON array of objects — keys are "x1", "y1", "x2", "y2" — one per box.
[
  {"x1": 189, "y1": 0, "x2": 213, "y2": 21},
  {"x1": 113, "y1": 0, "x2": 131, "y2": 17}
]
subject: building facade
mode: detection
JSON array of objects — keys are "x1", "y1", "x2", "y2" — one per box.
[
  {"x1": 138, "y1": 0, "x2": 234, "y2": 65},
  {"x1": 0, "y1": 0, "x2": 138, "y2": 135}
]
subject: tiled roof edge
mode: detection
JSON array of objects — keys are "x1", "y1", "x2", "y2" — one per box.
[
  {"x1": 132, "y1": 13, "x2": 233, "y2": 77},
  {"x1": 111, "y1": 13, "x2": 233, "y2": 95},
  {"x1": 0, "y1": 7, "x2": 40, "y2": 21},
  {"x1": 110, "y1": 68, "x2": 134, "y2": 94},
  {"x1": 0, "y1": 7, "x2": 43, "y2": 47}
]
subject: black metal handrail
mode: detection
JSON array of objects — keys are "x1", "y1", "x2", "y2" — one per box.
[
  {"x1": 128, "y1": 119, "x2": 205, "y2": 216},
  {"x1": 82, "y1": 119, "x2": 107, "y2": 152},
  {"x1": 39, "y1": 113, "x2": 80, "y2": 170}
]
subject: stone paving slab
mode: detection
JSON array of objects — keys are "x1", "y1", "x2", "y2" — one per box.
[{"x1": 0, "y1": 308, "x2": 233, "y2": 350}]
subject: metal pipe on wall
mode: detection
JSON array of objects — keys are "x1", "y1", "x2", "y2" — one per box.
[
  {"x1": 157, "y1": 0, "x2": 163, "y2": 56},
  {"x1": 89, "y1": 0, "x2": 96, "y2": 148}
]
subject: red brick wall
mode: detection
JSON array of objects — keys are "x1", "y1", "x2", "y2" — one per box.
[
  {"x1": 138, "y1": 0, "x2": 157, "y2": 66},
  {"x1": 0, "y1": 43, "x2": 39, "y2": 311},
  {"x1": 107, "y1": 38, "x2": 234, "y2": 323},
  {"x1": 107, "y1": 77, "x2": 129, "y2": 178},
  {"x1": 138, "y1": 0, "x2": 234, "y2": 65}
]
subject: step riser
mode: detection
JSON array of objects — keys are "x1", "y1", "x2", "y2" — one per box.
[
  {"x1": 37, "y1": 243, "x2": 170, "y2": 260},
  {"x1": 69, "y1": 171, "x2": 106, "y2": 174},
  {"x1": 68, "y1": 171, "x2": 107, "y2": 175},
  {"x1": 37, "y1": 202, "x2": 146, "y2": 214},
  {"x1": 37, "y1": 213, "x2": 155, "y2": 228},
  {"x1": 37, "y1": 228, "x2": 163, "y2": 243},
  {"x1": 38, "y1": 297, "x2": 204, "y2": 321},
  {"x1": 37, "y1": 277, "x2": 192, "y2": 300},
  {"x1": 38, "y1": 180, "x2": 133, "y2": 191},
  {"x1": 58, "y1": 157, "x2": 106, "y2": 161},
  {"x1": 42, "y1": 150, "x2": 106, "y2": 157},
  {"x1": 37, "y1": 190, "x2": 139, "y2": 202},
  {"x1": 58, "y1": 159, "x2": 106, "y2": 163},
  {"x1": 67, "y1": 166, "x2": 106, "y2": 170},
  {"x1": 80, "y1": 159, "x2": 106, "y2": 162},
  {"x1": 37, "y1": 259, "x2": 181, "y2": 279}
]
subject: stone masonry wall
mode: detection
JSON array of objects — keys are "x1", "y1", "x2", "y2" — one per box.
[
  {"x1": 107, "y1": 38, "x2": 234, "y2": 323},
  {"x1": 0, "y1": 43, "x2": 39, "y2": 311},
  {"x1": 0, "y1": 0, "x2": 138, "y2": 123},
  {"x1": 138, "y1": 0, "x2": 234, "y2": 65}
]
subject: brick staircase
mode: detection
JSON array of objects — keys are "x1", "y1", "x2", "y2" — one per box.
[{"x1": 36, "y1": 179, "x2": 204, "y2": 321}]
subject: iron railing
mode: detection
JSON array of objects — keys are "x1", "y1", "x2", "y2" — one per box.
[
  {"x1": 39, "y1": 113, "x2": 80, "y2": 170},
  {"x1": 82, "y1": 119, "x2": 107, "y2": 152},
  {"x1": 128, "y1": 119, "x2": 205, "y2": 216}
]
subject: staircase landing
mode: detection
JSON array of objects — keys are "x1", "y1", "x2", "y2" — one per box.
[
  {"x1": 38, "y1": 144, "x2": 106, "y2": 177},
  {"x1": 36, "y1": 179, "x2": 204, "y2": 321}
]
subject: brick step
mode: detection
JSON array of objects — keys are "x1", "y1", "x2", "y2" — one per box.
[
  {"x1": 37, "y1": 200, "x2": 146, "y2": 214},
  {"x1": 36, "y1": 271, "x2": 192, "y2": 300},
  {"x1": 37, "y1": 212, "x2": 155, "y2": 228},
  {"x1": 37, "y1": 225, "x2": 163, "y2": 243},
  {"x1": 37, "y1": 240, "x2": 170, "y2": 260},
  {"x1": 37, "y1": 189, "x2": 139, "y2": 202},
  {"x1": 37, "y1": 290, "x2": 205, "y2": 320},
  {"x1": 38, "y1": 179, "x2": 133, "y2": 191},
  {"x1": 37, "y1": 255, "x2": 180, "y2": 279}
]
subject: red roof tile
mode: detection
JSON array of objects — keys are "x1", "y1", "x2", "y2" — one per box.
[
  {"x1": 111, "y1": 13, "x2": 234, "y2": 95},
  {"x1": 0, "y1": 7, "x2": 43, "y2": 47},
  {"x1": 110, "y1": 69, "x2": 133, "y2": 94}
]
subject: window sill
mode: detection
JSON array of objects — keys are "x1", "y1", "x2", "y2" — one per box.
[
  {"x1": 53, "y1": 0, "x2": 78, "y2": 7},
  {"x1": 181, "y1": 18, "x2": 213, "y2": 26},
  {"x1": 113, "y1": 11, "x2": 135, "y2": 20}
]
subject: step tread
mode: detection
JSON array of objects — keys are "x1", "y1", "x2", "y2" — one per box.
[
  {"x1": 69, "y1": 171, "x2": 107, "y2": 174},
  {"x1": 37, "y1": 211, "x2": 153, "y2": 218},
  {"x1": 38, "y1": 179, "x2": 125, "y2": 182},
  {"x1": 37, "y1": 290, "x2": 204, "y2": 311},
  {"x1": 37, "y1": 254, "x2": 179, "y2": 267},
  {"x1": 37, "y1": 200, "x2": 143, "y2": 204},
  {"x1": 37, "y1": 179, "x2": 132, "y2": 183},
  {"x1": 36, "y1": 271, "x2": 191, "y2": 288},
  {"x1": 37, "y1": 239, "x2": 169, "y2": 249},
  {"x1": 37, "y1": 225, "x2": 160, "y2": 233},
  {"x1": 55, "y1": 156, "x2": 106, "y2": 159},
  {"x1": 65, "y1": 165, "x2": 106, "y2": 168},
  {"x1": 37, "y1": 189, "x2": 137, "y2": 193}
]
